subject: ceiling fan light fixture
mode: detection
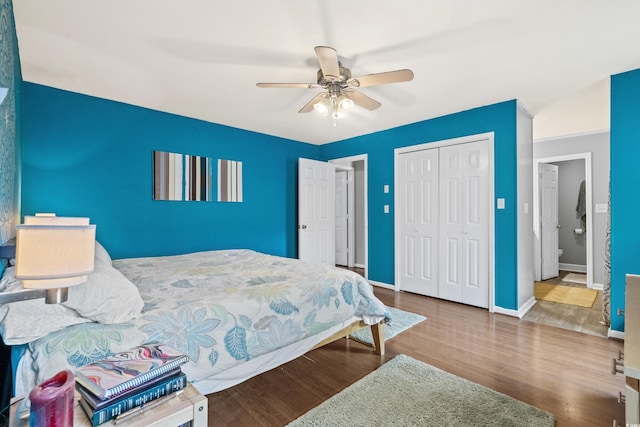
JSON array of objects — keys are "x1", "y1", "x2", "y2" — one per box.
[
  {"x1": 313, "y1": 98, "x2": 330, "y2": 115},
  {"x1": 257, "y1": 46, "x2": 413, "y2": 122},
  {"x1": 339, "y1": 97, "x2": 353, "y2": 110}
]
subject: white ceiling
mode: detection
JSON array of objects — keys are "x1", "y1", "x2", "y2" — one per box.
[{"x1": 12, "y1": 0, "x2": 640, "y2": 145}]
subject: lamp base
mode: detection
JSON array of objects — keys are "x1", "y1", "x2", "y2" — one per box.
[{"x1": 45, "y1": 287, "x2": 68, "y2": 304}]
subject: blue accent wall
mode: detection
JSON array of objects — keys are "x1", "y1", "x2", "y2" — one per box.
[
  {"x1": 319, "y1": 101, "x2": 519, "y2": 310},
  {"x1": 21, "y1": 83, "x2": 318, "y2": 260},
  {"x1": 610, "y1": 68, "x2": 640, "y2": 332}
]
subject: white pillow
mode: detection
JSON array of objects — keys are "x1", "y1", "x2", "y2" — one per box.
[
  {"x1": 94, "y1": 241, "x2": 113, "y2": 266},
  {"x1": 63, "y1": 261, "x2": 144, "y2": 324},
  {"x1": 0, "y1": 262, "x2": 144, "y2": 344},
  {"x1": 0, "y1": 267, "x2": 91, "y2": 345}
]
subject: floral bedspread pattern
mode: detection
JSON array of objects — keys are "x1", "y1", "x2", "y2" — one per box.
[{"x1": 26, "y1": 250, "x2": 388, "y2": 391}]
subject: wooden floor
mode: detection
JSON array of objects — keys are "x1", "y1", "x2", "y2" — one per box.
[
  {"x1": 206, "y1": 287, "x2": 626, "y2": 426},
  {"x1": 524, "y1": 271, "x2": 608, "y2": 337}
]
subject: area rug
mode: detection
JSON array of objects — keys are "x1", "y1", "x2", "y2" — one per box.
[
  {"x1": 535, "y1": 282, "x2": 598, "y2": 308},
  {"x1": 562, "y1": 272, "x2": 587, "y2": 285},
  {"x1": 287, "y1": 354, "x2": 555, "y2": 427},
  {"x1": 349, "y1": 306, "x2": 426, "y2": 346}
]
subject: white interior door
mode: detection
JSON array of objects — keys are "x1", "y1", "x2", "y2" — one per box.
[
  {"x1": 540, "y1": 163, "x2": 559, "y2": 280},
  {"x1": 298, "y1": 158, "x2": 336, "y2": 265},
  {"x1": 397, "y1": 148, "x2": 439, "y2": 296},
  {"x1": 335, "y1": 170, "x2": 348, "y2": 266},
  {"x1": 439, "y1": 140, "x2": 489, "y2": 308}
]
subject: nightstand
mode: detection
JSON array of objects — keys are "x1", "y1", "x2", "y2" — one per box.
[{"x1": 10, "y1": 382, "x2": 207, "y2": 427}]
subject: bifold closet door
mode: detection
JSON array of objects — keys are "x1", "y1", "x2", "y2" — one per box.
[
  {"x1": 397, "y1": 148, "x2": 439, "y2": 297},
  {"x1": 438, "y1": 140, "x2": 490, "y2": 308}
]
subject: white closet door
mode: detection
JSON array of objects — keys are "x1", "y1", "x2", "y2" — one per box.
[
  {"x1": 397, "y1": 148, "x2": 439, "y2": 296},
  {"x1": 439, "y1": 140, "x2": 489, "y2": 308}
]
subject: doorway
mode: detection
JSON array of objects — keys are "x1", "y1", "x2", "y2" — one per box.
[
  {"x1": 330, "y1": 155, "x2": 368, "y2": 279},
  {"x1": 533, "y1": 153, "x2": 593, "y2": 288}
]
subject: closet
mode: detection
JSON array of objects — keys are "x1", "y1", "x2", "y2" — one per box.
[{"x1": 396, "y1": 138, "x2": 490, "y2": 308}]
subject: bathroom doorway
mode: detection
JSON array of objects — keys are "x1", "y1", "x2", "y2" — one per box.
[{"x1": 533, "y1": 153, "x2": 593, "y2": 288}]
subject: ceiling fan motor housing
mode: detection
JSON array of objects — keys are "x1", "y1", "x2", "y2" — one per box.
[{"x1": 317, "y1": 65, "x2": 351, "y2": 86}]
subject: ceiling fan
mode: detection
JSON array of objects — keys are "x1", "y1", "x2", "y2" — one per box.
[{"x1": 256, "y1": 46, "x2": 414, "y2": 118}]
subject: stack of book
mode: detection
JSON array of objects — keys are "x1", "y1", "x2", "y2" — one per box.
[{"x1": 75, "y1": 342, "x2": 190, "y2": 426}]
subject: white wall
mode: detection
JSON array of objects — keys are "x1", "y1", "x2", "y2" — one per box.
[{"x1": 517, "y1": 103, "x2": 535, "y2": 309}]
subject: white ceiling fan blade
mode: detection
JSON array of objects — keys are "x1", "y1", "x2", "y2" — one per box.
[
  {"x1": 345, "y1": 90, "x2": 381, "y2": 111},
  {"x1": 314, "y1": 46, "x2": 340, "y2": 80},
  {"x1": 299, "y1": 93, "x2": 328, "y2": 113},
  {"x1": 257, "y1": 82, "x2": 321, "y2": 89},
  {"x1": 347, "y1": 69, "x2": 414, "y2": 88}
]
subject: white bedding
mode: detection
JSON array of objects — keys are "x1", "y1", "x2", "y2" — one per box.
[{"x1": 6, "y1": 249, "x2": 388, "y2": 396}]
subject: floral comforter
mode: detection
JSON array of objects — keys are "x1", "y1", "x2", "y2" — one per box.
[{"x1": 18, "y1": 250, "x2": 388, "y2": 395}]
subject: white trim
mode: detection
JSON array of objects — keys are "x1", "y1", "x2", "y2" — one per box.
[
  {"x1": 493, "y1": 306, "x2": 518, "y2": 318},
  {"x1": 608, "y1": 329, "x2": 625, "y2": 340},
  {"x1": 393, "y1": 132, "x2": 495, "y2": 312},
  {"x1": 516, "y1": 297, "x2": 537, "y2": 318},
  {"x1": 533, "y1": 152, "x2": 594, "y2": 288},
  {"x1": 592, "y1": 282, "x2": 604, "y2": 291},
  {"x1": 330, "y1": 154, "x2": 368, "y2": 280},
  {"x1": 368, "y1": 280, "x2": 394, "y2": 290},
  {"x1": 559, "y1": 263, "x2": 587, "y2": 273},
  {"x1": 493, "y1": 297, "x2": 536, "y2": 319}
]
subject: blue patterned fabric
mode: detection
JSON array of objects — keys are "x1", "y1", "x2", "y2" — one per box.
[{"x1": 21, "y1": 250, "x2": 388, "y2": 395}]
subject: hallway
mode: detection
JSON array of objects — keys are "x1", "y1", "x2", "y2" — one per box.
[{"x1": 523, "y1": 271, "x2": 607, "y2": 337}]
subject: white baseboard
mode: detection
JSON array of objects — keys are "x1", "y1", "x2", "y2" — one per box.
[
  {"x1": 493, "y1": 306, "x2": 519, "y2": 318},
  {"x1": 355, "y1": 263, "x2": 365, "y2": 269},
  {"x1": 493, "y1": 297, "x2": 536, "y2": 319},
  {"x1": 517, "y1": 297, "x2": 537, "y2": 318},
  {"x1": 591, "y1": 282, "x2": 604, "y2": 291},
  {"x1": 608, "y1": 329, "x2": 625, "y2": 340},
  {"x1": 559, "y1": 263, "x2": 586, "y2": 273},
  {"x1": 368, "y1": 280, "x2": 394, "y2": 290}
]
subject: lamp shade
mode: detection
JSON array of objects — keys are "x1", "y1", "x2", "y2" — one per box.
[{"x1": 15, "y1": 217, "x2": 96, "y2": 290}]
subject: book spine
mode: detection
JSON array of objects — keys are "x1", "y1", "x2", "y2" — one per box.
[{"x1": 82, "y1": 374, "x2": 187, "y2": 426}]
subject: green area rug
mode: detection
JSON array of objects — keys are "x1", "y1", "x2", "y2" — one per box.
[
  {"x1": 287, "y1": 354, "x2": 555, "y2": 427},
  {"x1": 349, "y1": 306, "x2": 426, "y2": 346}
]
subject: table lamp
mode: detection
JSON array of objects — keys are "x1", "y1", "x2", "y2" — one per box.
[{"x1": 13, "y1": 215, "x2": 96, "y2": 304}]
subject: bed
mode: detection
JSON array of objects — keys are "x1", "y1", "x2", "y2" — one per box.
[{"x1": 0, "y1": 245, "x2": 389, "y2": 398}]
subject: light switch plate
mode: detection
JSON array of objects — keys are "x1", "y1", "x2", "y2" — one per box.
[
  {"x1": 595, "y1": 203, "x2": 608, "y2": 213},
  {"x1": 497, "y1": 198, "x2": 505, "y2": 209},
  {"x1": 383, "y1": 185, "x2": 389, "y2": 193},
  {"x1": 384, "y1": 205, "x2": 389, "y2": 213}
]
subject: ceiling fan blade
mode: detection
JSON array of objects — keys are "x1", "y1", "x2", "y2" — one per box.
[
  {"x1": 345, "y1": 90, "x2": 381, "y2": 111},
  {"x1": 347, "y1": 69, "x2": 414, "y2": 88},
  {"x1": 256, "y1": 82, "x2": 321, "y2": 89},
  {"x1": 314, "y1": 46, "x2": 340, "y2": 80},
  {"x1": 299, "y1": 93, "x2": 328, "y2": 113}
]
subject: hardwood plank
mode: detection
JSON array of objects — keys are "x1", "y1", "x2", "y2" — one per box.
[{"x1": 206, "y1": 288, "x2": 625, "y2": 426}]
